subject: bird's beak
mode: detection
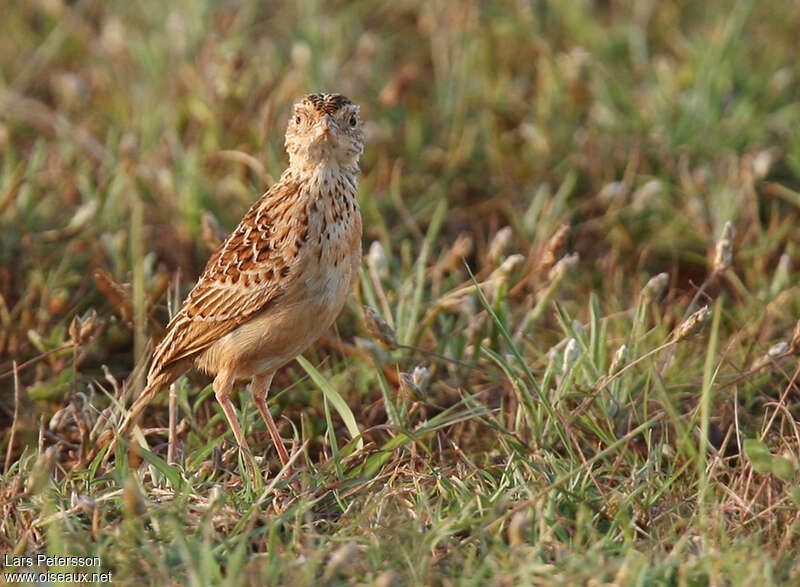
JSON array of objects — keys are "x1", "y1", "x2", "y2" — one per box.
[{"x1": 313, "y1": 114, "x2": 339, "y2": 144}]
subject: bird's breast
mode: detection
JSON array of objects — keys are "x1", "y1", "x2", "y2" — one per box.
[
  {"x1": 304, "y1": 184, "x2": 361, "y2": 314},
  {"x1": 195, "y1": 169, "x2": 362, "y2": 379}
]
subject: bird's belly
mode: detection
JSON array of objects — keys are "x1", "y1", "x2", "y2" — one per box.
[{"x1": 194, "y1": 250, "x2": 359, "y2": 379}]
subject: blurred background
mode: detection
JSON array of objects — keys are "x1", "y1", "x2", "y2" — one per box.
[
  {"x1": 3, "y1": 0, "x2": 799, "y2": 391},
  {"x1": 3, "y1": 0, "x2": 800, "y2": 448}
]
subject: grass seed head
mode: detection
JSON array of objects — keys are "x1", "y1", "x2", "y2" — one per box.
[
  {"x1": 752, "y1": 149, "x2": 774, "y2": 179},
  {"x1": 768, "y1": 341, "x2": 789, "y2": 357},
  {"x1": 548, "y1": 252, "x2": 579, "y2": 281},
  {"x1": 487, "y1": 226, "x2": 513, "y2": 262},
  {"x1": 771, "y1": 252, "x2": 791, "y2": 295},
  {"x1": 539, "y1": 224, "x2": 570, "y2": 272},
  {"x1": 641, "y1": 273, "x2": 669, "y2": 303},
  {"x1": 489, "y1": 253, "x2": 524, "y2": 288},
  {"x1": 68, "y1": 308, "x2": 99, "y2": 347},
  {"x1": 364, "y1": 306, "x2": 397, "y2": 350},
  {"x1": 367, "y1": 241, "x2": 389, "y2": 278},
  {"x1": 751, "y1": 341, "x2": 790, "y2": 370},
  {"x1": 673, "y1": 306, "x2": 712, "y2": 342},
  {"x1": 562, "y1": 338, "x2": 580, "y2": 373},
  {"x1": 411, "y1": 364, "x2": 430, "y2": 392},
  {"x1": 713, "y1": 221, "x2": 736, "y2": 272},
  {"x1": 609, "y1": 343, "x2": 628, "y2": 374},
  {"x1": 435, "y1": 232, "x2": 474, "y2": 276}
]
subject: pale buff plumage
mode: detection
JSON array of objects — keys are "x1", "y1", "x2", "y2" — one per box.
[{"x1": 102, "y1": 93, "x2": 364, "y2": 472}]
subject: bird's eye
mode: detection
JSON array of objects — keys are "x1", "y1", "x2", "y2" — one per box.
[
  {"x1": 295, "y1": 115, "x2": 302, "y2": 124},
  {"x1": 349, "y1": 114, "x2": 357, "y2": 127}
]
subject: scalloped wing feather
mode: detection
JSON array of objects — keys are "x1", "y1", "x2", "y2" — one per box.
[{"x1": 147, "y1": 177, "x2": 307, "y2": 381}]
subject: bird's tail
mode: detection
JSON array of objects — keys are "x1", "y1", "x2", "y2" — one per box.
[
  {"x1": 117, "y1": 374, "x2": 167, "y2": 439},
  {"x1": 92, "y1": 368, "x2": 178, "y2": 463}
]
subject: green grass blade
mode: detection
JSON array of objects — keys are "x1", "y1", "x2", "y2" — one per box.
[
  {"x1": 297, "y1": 356, "x2": 363, "y2": 450},
  {"x1": 120, "y1": 438, "x2": 186, "y2": 491}
]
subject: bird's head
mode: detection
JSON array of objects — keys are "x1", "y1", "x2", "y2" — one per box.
[{"x1": 285, "y1": 93, "x2": 364, "y2": 171}]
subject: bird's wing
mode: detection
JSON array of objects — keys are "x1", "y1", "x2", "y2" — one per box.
[{"x1": 148, "y1": 178, "x2": 309, "y2": 377}]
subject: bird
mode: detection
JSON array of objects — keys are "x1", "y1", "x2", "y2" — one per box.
[{"x1": 101, "y1": 93, "x2": 364, "y2": 476}]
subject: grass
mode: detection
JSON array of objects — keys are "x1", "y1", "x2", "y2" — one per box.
[{"x1": 2, "y1": 0, "x2": 800, "y2": 584}]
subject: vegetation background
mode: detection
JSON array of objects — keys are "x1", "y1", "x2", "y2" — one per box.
[{"x1": 2, "y1": 0, "x2": 800, "y2": 584}]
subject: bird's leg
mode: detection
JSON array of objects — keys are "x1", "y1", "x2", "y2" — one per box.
[
  {"x1": 213, "y1": 371, "x2": 258, "y2": 479},
  {"x1": 252, "y1": 372, "x2": 293, "y2": 472}
]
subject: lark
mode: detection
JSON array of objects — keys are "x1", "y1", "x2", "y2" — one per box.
[{"x1": 105, "y1": 93, "x2": 364, "y2": 474}]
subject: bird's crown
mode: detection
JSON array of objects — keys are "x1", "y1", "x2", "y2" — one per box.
[{"x1": 302, "y1": 93, "x2": 352, "y2": 114}]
